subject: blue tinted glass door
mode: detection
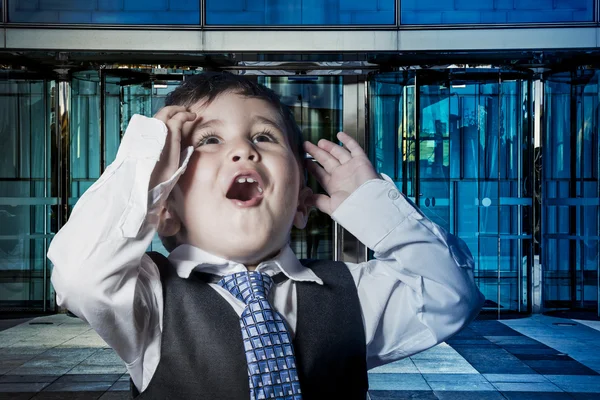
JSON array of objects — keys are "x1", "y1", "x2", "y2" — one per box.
[
  {"x1": 543, "y1": 70, "x2": 600, "y2": 314},
  {"x1": 369, "y1": 70, "x2": 533, "y2": 315},
  {"x1": 0, "y1": 76, "x2": 56, "y2": 312}
]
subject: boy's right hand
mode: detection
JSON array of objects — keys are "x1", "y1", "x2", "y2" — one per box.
[{"x1": 149, "y1": 106, "x2": 197, "y2": 190}]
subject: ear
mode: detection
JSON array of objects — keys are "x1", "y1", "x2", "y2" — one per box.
[
  {"x1": 157, "y1": 199, "x2": 182, "y2": 238},
  {"x1": 293, "y1": 186, "x2": 313, "y2": 229}
]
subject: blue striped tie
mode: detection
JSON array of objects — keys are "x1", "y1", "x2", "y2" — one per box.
[{"x1": 218, "y1": 271, "x2": 303, "y2": 400}]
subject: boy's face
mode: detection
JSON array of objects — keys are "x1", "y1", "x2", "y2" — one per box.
[{"x1": 167, "y1": 92, "x2": 307, "y2": 265}]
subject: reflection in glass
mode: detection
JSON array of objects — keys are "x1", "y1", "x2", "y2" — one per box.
[
  {"x1": 207, "y1": 0, "x2": 394, "y2": 25},
  {"x1": 401, "y1": 0, "x2": 593, "y2": 25},
  {"x1": 543, "y1": 70, "x2": 600, "y2": 312},
  {"x1": 369, "y1": 70, "x2": 533, "y2": 314},
  {"x1": 9, "y1": 0, "x2": 200, "y2": 24},
  {"x1": 0, "y1": 76, "x2": 55, "y2": 310}
]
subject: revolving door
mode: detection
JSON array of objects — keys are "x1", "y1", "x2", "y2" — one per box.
[{"x1": 368, "y1": 69, "x2": 534, "y2": 315}]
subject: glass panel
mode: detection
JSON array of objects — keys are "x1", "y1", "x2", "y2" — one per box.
[
  {"x1": 401, "y1": 0, "x2": 594, "y2": 25},
  {"x1": 71, "y1": 72, "x2": 101, "y2": 208},
  {"x1": 9, "y1": 0, "x2": 200, "y2": 24},
  {"x1": 0, "y1": 77, "x2": 56, "y2": 311},
  {"x1": 260, "y1": 76, "x2": 342, "y2": 260},
  {"x1": 206, "y1": 0, "x2": 395, "y2": 25},
  {"x1": 370, "y1": 69, "x2": 533, "y2": 314},
  {"x1": 368, "y1": 73, "x2": 416, "y2": 200},
  {"x1": 543, "y1": 70, "x2": 600, "y2": 312},
  {"x1": 71, "y1": 70, "x2": 199, "y2": 256}
]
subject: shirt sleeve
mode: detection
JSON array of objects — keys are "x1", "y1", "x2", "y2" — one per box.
[
  {"x1": 48, "y1": 114, "x2": 192, "y2": 392},
  {"x1": 332, "y1": 176, "x2": 485, "y2": 370}
]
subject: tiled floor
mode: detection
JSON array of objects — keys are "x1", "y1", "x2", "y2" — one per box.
[{"x1": 1, "y1": 314, "x2": 599, "y2": 399}]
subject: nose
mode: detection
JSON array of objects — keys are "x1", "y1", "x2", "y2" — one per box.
[{"x1": 229, "y1": 138, "x2": 259, "y2": 163}]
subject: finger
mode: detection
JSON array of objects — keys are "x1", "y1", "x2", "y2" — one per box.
[
  {"x1": 153, "y1": 106, "x2": 189, "y2": 123},
  {"x1": 306, "y1": 160, "x2": 330, "y2": 189},
  {"x1": 305, "y1": 193, "x2": 332, "y2": 215},
  {"x1": 304, "y1": 141, "x2": 340, "y2": 173},
  {"x1": 165, "y1": 112, "x2": 198, "y2": 141},
  {"x1": 336, "y1": 132, "x2": 367, "y2": 157},
  {"x1": 317, "y1": 138, "x2": 352, "y2": 164}
]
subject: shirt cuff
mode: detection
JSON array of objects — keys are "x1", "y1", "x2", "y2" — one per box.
[
  {"x1": 114, "y1": 115, "x2": 168, "y2": 163},
  {"x1": 331, "y1": 175, "x2": 423, "y2": 252},
  {"x1": 147, "y1": 146, "x2": 194, "y2": 212}
]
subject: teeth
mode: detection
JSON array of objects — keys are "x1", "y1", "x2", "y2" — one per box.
[
  {"x1": 237, "y1": 178, "x2": 246, "y2": 183},
  {"x1": 247, "y1": 178, "x2": 255, "y2": 183},
  {"x1": 258, "y1": 187, "x2": 263, "y2": 193}
]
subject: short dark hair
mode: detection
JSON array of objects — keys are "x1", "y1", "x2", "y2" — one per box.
[
  {"x1": 165, "y1": 72, "x2": 305, "y2": 167},
  {"x1": 160, "y1": 72, "x2": 306, "y2": 253}
]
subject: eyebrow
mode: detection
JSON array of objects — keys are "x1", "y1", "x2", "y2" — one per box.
[
  {"x1": 253, "y1": 116, "x2": 284, "y2": 132},
  {"x1": 194, "y1": 119, "x2": 223, "y2": 131}
]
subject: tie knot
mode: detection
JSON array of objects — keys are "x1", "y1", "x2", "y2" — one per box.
[{"x1": 217, "y1": 271, "x2": 273, "y2": 305}]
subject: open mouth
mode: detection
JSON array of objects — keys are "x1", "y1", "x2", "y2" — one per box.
[{"x1": 226, "y1": 172, "x2": 264, "y2": 206}]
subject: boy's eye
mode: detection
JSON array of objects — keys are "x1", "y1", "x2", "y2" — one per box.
[
  {"x1": 253, "y1": 132, "x2": 277, "y2": 144},
  {"x1": 197, "y1": 135, "x2": 222, "y2": 146}
]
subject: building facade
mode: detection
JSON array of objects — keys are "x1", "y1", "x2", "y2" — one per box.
[{"x1": 0, "y1": 0, "x2": 598, "y2": 318}]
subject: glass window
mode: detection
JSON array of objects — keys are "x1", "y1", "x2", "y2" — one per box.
[
  {"x1": 9, "y1": 0, "x2": 200, "y2": 24},
  {"x1": 401, "y1": 0, "x2": 594, "y2": 25},
  {"x1": 206, "y1": 0, "x2": 395, "y2": 25},
  {"x1": 0, "y1": 77, "x2": 56, "y2": 311},
  {"x1": 543, "y1": 70, "x2": 600, "y2": 311}
]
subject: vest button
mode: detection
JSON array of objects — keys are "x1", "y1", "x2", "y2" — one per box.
[{"x1": 388, "y1": 190, "x2": 400, "y2": 200}]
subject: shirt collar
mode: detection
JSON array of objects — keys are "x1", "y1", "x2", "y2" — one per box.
[{"x1": 167, "y1": 244, "x2": 323, "y2": 285}]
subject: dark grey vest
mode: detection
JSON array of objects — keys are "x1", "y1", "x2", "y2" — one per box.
[{"x1": 132, "y1": 251, "x2": 368, "y2": 399}]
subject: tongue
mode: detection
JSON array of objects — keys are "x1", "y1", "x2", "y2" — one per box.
[{"x1": 227, "y1": 182, "x2": 258, "y2": 201}]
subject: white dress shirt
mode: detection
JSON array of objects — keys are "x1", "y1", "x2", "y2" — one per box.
[{"x1": 48, "y1": 115, "x2": 485, "y2": 393}]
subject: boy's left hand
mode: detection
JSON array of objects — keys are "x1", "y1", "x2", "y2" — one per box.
[{"x1": 304, "y1": 132, "x2": 379, "y2": 215}]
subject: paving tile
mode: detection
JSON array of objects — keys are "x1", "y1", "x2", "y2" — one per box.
[
  {"x1": 427, "y1": 380, "x2": 497, "y2": 391},
  {"x1": 0, "y1": 393, "x2": 36, "y2": 400},
  {"x1": 570, "y1": 394, "x2": 600, "y2": 400},
  {"x1": 446, "y1": 339, "x2": 493, "y2": 346},
  {"x1": 369, "y1": 390, "x2": 438, "y2": 400},
  {"x1": 0, "y1": 377, "x2": 57, "y2": 384},
  {"x1": 482, "y1": 374, "x2": 549, "y2": 383},
  {"x1": 53, "y1": 375, "x2": 121, "y2": 384},
  {"x1": 434, "y1": 391, "x2": 506, "y2": 400},
  {"x1": 467, "y1": 361, "x2": 536, "y2": 375},
  {"x1": 5, "y1": 368, "x2": 71, "y2": 377},
  {"x1": 42, "y1": 381, "x2": 113, "y2": 392},
  {"x1": 524, "y1": 360, "x2": 599, "y2": 375},
  {"x1": 368, "y1": 374, "x2": 431, "y2": 391},
  {"x1": 543, "y1": 374, "x2": 600, "y2": 393},
  {"x1": 423, "y1": 374, "x2": 487, "y2": 383},
  {"x1": 485, "y1": 336, "x2": 542, "y2": 346},
  {"x1": 98, "y1": 393, "x2": 130, "y2": 400},
  {"x1": 369, "y1": 359, "x2": 419, "y2": 374},
  {"x1": 0, "y1": 384, "x2": 49, "y2": 393},
  {"x1": 107, "y1": 381, "x2": 128, "y2": 392},
  {"x1": 66, "y1": 366, "x2": 126, "y2": 375},
  {"x1": 413, "y1": 360, "x2": 478, "y2": 374},
  {"x1": 500, "y1": 392, "x2": 574, "y2": 400},
  {"x1": 30, "y1": 392, "x2": 104, "y2": 399},
  {"x1": 491, "y1": 381, "x2": 563, "y2": 392}
]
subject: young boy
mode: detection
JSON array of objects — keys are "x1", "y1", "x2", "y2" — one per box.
[{"x1": 48, "y1": 72, "x2": 484, "y2": 399}]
